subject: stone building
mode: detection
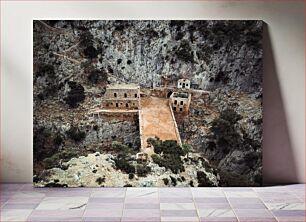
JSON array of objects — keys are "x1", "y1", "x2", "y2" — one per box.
[
  {"x1": 177, "y1": 79, "x2": 191, "y2": 89},
  {"x1": 170, "y1": 92, "x2": 191, "y2": 113},
  {"x1": 102, "y1": 83, "x2": 140, "y2": 109}
]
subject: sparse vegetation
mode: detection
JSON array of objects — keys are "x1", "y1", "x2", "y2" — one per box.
[
  {"x1": 149, "y1": 138, "x2": 185, "y2": 174},
  {"x1": 96, "y1": 177, "x2": 105, "y2": 185},
  {"x1": 136, "y1": 164, "x2": 151, "y2": 177},
  {"x1": 170, "y1": 176, "x2": 177, "y2": 186},
  {"x1": 163, "y1": 178, "x2": 169, "y2": 186},
  {"x1": 210, "y1": 108, "x2": 242, "y2": 155},
  {"x1": 114, "y1": 153, "x2": 135, "y2": 174},
  {"x1": 176, "y1": 40, "x2": 193, "y2": 63},
  {"x1": 197, "y1": 171, "x2": 215, "y2": 187},
  {"x1": 67, "y1": 126, "x2": 86, "y2": 142},
  {"x1": 64, "y1": 81, "x2": 85, "y2": 108}
]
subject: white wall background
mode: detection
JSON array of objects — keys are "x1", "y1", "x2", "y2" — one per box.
[{"x1": 1, "y1": 1, "x2": 305, "y2": 184}]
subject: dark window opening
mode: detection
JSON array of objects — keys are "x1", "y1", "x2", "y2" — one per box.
[
  {"x1": 124, "y1": 93, "x2": 127, "y2": 98},
  {"x1": 135, "y1": 94, "x2": 137, "y2": 98},
  {"x1": 116, "y1": 103, "x2": 119, "y2": 107},
  {"x1": 186, "y1": 84, "x2": 189, "y2": 87},
  {"x1": 174, "y1": 100, "x2": 177, "y2": 105},
  {"x1": 180, "y1": 101, "x2": 183, "y2": 105},
  {"x1": 114, "y1": 93, "x2": 117, "y2": 97},
  {"x1": 126, "y1": 103, "x2": 129, "y2": 108},
  {"x1": 180, "y1": 108, "x2": 183, "y2": 112},
  {"x1": 173, "y1": 107, "x2": 176, "y2": 111},
  {"x1": 182, "y1": 83, "x2": 185, "y2": 88}
]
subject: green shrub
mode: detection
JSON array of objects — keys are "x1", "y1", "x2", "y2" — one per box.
[
  {"x1": 189, "y1": 180, "x2": 194, "y2": 187},
  {"x1": 96, "y1": 177, "x2": 105, "y2": 185},
  {"x1": 114, "y1": 154, "x2": 135, "y2": 174},
  {"x1": 129, "y1": 173, "x2": 134, "y2": 180},
  {"x1": 197, "y1": 171, "x2": 215, "y2": 187},
  {"x1": 64, "y1": 81, "x2": 85, "y2": 108},
  {"x1": 163, "y1": 178, "x2": 169, "y2": 186},
  {"x1": 112, "y1": 141, "x2": 129, "y2": 153},
  {"x1": 152, "y1": 153, "x2": 184, "y2": 174},
  {"x1": 136, "y1": 164, "x2": 151, "y2": 177},
  {"x1": 67, "y1": 126, "x2": 86, "y2": 142},
  {"x1": 211, "y1": 109, "x2": 242, "y2": 155},
  {"x1": 170, "y1": 176, "x2": 177, "y2": 186},
  {"x1": 148, "y1": 138, "x2": 184, "y2": 156},
  {"x1": 53, "y1": 134, "x2": 63, "y2": 146}
]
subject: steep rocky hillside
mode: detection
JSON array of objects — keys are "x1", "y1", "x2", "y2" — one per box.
[{"x1": 33, "y1": 20, "x2": 262, "y2": 187}]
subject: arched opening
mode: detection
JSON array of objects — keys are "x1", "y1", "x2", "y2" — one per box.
[
  {"x1": 167, "y1": 91, "x2": 173, "y2": 98},
  {"x1": 124, "y1": 93, "x2": 127, "y2": 98}
]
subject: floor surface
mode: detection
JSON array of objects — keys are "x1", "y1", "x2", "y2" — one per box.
[{"x1": 0, "y1": 184, "x2": 305, "y2": 222}]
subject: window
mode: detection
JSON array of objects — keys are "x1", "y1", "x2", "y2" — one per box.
[
  {"x1": 186, "y1": 84, "x2": 189, "y2": 87},
  {"x1": 124, "y1": 93, "x2": 127, "y2": 98},
  {"x1": 126, "y1": 103, "x2": 129, "y2": 108},
  {"x1": 111, "y1": 103, "x2": 113, "y2": 106},
  {"x1": 116, "y1": 103, "x2": 119, "y2": 107},
  {"x1": 173, "y1": 107, "x2": 176, "y2": 111},
  {"x1": 180, "y1": 101, "x2": 183, "y2": 105},
  {"x1": 180, "y1": 108, "x2": 183, "y2": 112},
  {"x1": 114, "y1": 93, "x2": 117, "y2": 97},
  {"x1": 179, "y1": 82, "x2": 182, "y2": 85},
  {"x1": 135, "y1": 94, "x2": 137, "y2": 98},
  {"x1": 174, "y1": 100, "x2": 177, "y2": 104},
  {"x1": 182, "y1": 83, "x2": 185, "y2": 88}
]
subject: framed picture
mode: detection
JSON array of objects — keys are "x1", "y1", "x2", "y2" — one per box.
[{"x1": 33, "y1": 20, "x2": 262, "y2": 187}]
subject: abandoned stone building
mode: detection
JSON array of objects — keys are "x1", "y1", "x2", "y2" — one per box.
[
  {"x1": 170, "y1": 92, "x2": 191, "y2": 113},
  {"x1": 101, "y1": 83, "x2": 140, "y2": 109},
  {"x1": 177, "y1": 79, "x2": 191, "y2": 89}
]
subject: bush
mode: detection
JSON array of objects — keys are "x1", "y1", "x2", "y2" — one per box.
[
  {"x1": 182, "y1": 144, "x2": 192, "y2": 155},
  {"x1": 88, "y1": 69, "x2": 108, "y2": 84},
  {"x1": 96, "y1": 177, "x2": 105, "y2": 185},
  {"x1": 112, "y1": 141, "x2": 129, "y2": 153},
  {"x1": 152, "y1": 153, "x2": 184, "y2": 174},
  {"x1": 211, "y1": 109, "x2": 242, "y2": 155},
  {"x1": 148, "y1": 138, "x2": 184, "y2": 156},
  {"x1": 219, "y1": 108, "x2": 242, "y2": 124},
  {"x1": 36, "y1": 63, "x2": 55, "y2": 78},
  {"x1": 170, "y1": 176, "x2": 177, "y2": 186},
  {"x1": 64, "y1": 81, "x2": 85, "y2": 108},
  {"x1": 176, "y1": 40, "x2": 194, "y2": 63},
  {"x1": 197, "y1": 171, "x2": 215, "y2": 187},
  {"x1": 53, "y1": 134, "x2": 63, "y2": 146},
  {"x1": 163, "y1": 178, "x2": 169, "y2": 186},
  {"x1": 189, "y1": 180, "x2": 194, "y2": 187},
  {"x1": 67, "y1": 126, "x2": 86, "y2": 142},
  {"x1": 114, "y1": 154, "x2": 135, "y2": 174},
  {"x1": 129, "y1": 173, "x2": 134, "y2": 180},
  {"x1": 136, "y1": 164, "x2": 151, "y2": 177}
]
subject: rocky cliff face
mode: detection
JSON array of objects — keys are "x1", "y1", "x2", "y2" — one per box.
[{"x1": 33, "y1": 20, "x2": 262, "y2": 187}]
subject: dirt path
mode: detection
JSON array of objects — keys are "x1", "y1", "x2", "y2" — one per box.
[{"x1": 140, "y1": 97, "x2": 180, "y2": 151}]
